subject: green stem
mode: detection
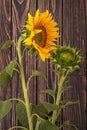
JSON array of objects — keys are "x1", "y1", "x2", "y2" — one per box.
[
  {"x1": 52, "y1": 70, "x2": 68, "y2": 124},
  {"x1": 17, "y1": 37, "x2": 33, "y2": 130},
  {"x1": 8, "y1": 98, "x2": 25, "y2": 105},
  {"x1": 8, "y1": 126, "x2": 28, "y2": 130}
]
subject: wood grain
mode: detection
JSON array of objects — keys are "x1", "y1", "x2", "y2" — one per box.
[
  {"x1": 0, "y1": 0, "x2": 12, "y2": 129},
  {"x1": 0, "y1": 0, "x2": 86, "y2": 130},
  {"x1": 62, "y1": 0, "x2": 86, "y2": 130}
]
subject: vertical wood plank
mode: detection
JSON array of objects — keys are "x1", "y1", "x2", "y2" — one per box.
[
  {"x1": 62, "y1": 0, "x2": 86, "y2": 130},
  {"x1": 0, "y1": 0, "x2": 12, "y2": 129},
  {"x1": 12, "y1": 0, "x2": 29, "y2": 127},
  {"x1": 11, "y1": 0, "x2": 37, "y2": 128}
]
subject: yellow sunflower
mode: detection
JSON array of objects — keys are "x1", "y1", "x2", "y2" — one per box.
[{"x1": 24, "y1": 9, "x2": 60, "y2": 61}]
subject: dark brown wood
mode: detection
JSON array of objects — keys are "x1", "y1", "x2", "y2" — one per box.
[
  {"x1": 0, "y1": 0, "x2": 86, "y2": 130},
  {"x1": 0, "y1": 0, "x2": 12, "y2": 129},
  {"x1": 62, "y1": 0, "x2": 86, "y2": 130}
]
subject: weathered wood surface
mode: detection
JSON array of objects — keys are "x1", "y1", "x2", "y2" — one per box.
[{"x1": 0, "y1": 0, "x2": 86, "y2": 130}]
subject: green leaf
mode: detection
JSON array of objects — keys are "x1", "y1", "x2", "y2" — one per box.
[
  {"x1": 0, "y1": 100, "x2": 12, "y2": 120},
  {"x1": 1, "y1": 40, "x2": 13, "y2": 50},
  {"x1": 35, "y1": 118, "x2": 58, "y2": 130},
  {"x1": 32, "y1": 104, "x2": 48, "y2": 118},
  {"x1": 0, "y1": 69, "x2": 11, "y2": 88},
  {"x1": 16, "y1": 102, "x2": 28, "y2": 128},
  {"x1": 41, "y1": 89, "x2": 56, "y2": 101},
  {"x1": 5, "y1": 60, "x2": 17, "y2": 77},
  {"x1": 60, "y1": 100, "x2": 79, "y2": 109},
  {"x1": 0, "y1": 60, "x2": 17, "y2": 88},
  {"x1": 58, "y1": 120, "x2": 78, "y2": 130},
  {"x1": 32, "y1": 70, "x2": 47, "y2": 81},
  {"x1": 40, "y1": 102, "x2": 58, "y2": 113}
]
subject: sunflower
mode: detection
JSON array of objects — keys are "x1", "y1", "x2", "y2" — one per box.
[
  {"x1": 24, "y1": 9, "x2": 60, "y2": 61},
  {"x1": 52, "y1": 45, "x2": 82, "y2": 71}
]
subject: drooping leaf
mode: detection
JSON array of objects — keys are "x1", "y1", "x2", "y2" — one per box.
[
  {"x1": 58, "y1": 120, "x2": 78, "y2": 130},
  {"x1": 35, "y1": 118, "x2": 58, "y2": 130},
  {"x1": 0, "y1": 69, "x2": 11, "y2": 88},
  {"x1": 5, "y1": 60, "x2": 17, "y2": 77},
  {"x1": 60, "y1": 100, "x2": 79, "y2": 109},
  {"x1": 16, "y1": 102, "x2": 28, "y2": 128},
  {"x1": 0, "y1": 60, "x2": 17, "y2": 88},
  {"x1": 32, "y1": 70, "x2": 47, "y2": 81},
  {"x1": 0, "y1": 100, "x2": 12, "y2": 120},
  {"x1": 1, "y1": 40, "x2": 13, "y2": 50},
  {"x1": 40, "y1": 102, "x2": 58, "y2": 113},
  {"x1": 41, "y1": 89, "x2": 56, "y2": 101},
  {"x1": 61, "y1": 86, "x2": 72, "y2": 93},
  {"x1": 32, "y1": 104, "x2": 48, "y2": 118}
]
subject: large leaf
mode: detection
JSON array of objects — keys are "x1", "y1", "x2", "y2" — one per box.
[
  {"x1": 1, "y1": 40, "x2": 13, "y2": 50},
  {"x1": 0, "y1": 69, "x2": 11, "y2": 88},
  {"x1": 32, "y1": 104, "x2": 48, "y2": 118},
  {"x1": 58, "y1": 120, "x2": 78, "y2": 130},
  {"x1": 35, "y1": 118, "x2": 58, "y2": 130},
  {"x1": 32, "y1": 102, "x2": 58, "y2": 119},
  {"x1": 40, "y1": 102, "x2": 58, "y2": 113},
  {"x1": 32, "y1": 103, "x2": 47, "y2": 128},
  {"x1": 41, "y1": 89, "x2": 56, "y2": 101},
  {"x1": 0, "y1": 60, "x2": 17, "y2": 88},
  {"x1": 5, "y1": 60, "x2": 17, "y2": 77},
  {"x1": 0, "y1": 100, "x2": 12, "y2": 120},
  {"x1": 16, "y1": 102, "x2": 28, "y2": 128}
]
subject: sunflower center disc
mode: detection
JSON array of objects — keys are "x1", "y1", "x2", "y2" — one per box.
[{"x1": 35, "y1": 26, "x2": 47, "y2": 47}]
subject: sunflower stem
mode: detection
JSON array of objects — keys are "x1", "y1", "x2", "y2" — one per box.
[
  {"x1": 51, "y1": 70, "x2": 68, "y2": 124},
  {"x1": 17, "y1": 37, "x2": 33, "y2": 130}
]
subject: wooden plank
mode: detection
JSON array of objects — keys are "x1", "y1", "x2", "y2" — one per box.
[
  {"x1": 0, "y1": 0, "x2": 12, "y2": 129},
  {"x1": 11, "y1": 0, "x2": 37, "y2": 128},
  {"x1": 62, "y1": 0, "x2": 86, "y2": 130}
]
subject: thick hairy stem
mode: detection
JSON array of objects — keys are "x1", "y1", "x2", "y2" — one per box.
[
  {"x1": 52, "y1": 71, "x2": 68, "y2": 124},
  {"x1": 17, "y1": 37, "x2": 33, "y2": 130}
]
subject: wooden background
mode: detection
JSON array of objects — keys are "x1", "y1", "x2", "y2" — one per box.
[{"x1": 0, "y1": 0, "x2": 86, "y2": 130}]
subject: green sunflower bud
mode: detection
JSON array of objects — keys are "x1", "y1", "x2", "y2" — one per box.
[{"x1": 52, "y1": 45, "x2": 82, "y2": 71}]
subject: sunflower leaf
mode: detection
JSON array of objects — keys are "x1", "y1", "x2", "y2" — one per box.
[
  {"x1": 1, "y1": 40, "x2": 13, "y2": 50},
  {"x1": 5, "y1": 60, "x2": 17, "y2": 77},
  {"x1": 41, "y1": 89, "x2": 56, "y2": 101},
  {"x1": 0, "y1": 69, "x2": 12, "y2": 88},
  {"x1": 40, "y1": 102, "x2": 58, "y2": 113},
  {"x1": 60, "y1": 100, "x2": 79, "y2": 108},
  {"x1": 57, "y1": 120, "x2": 78, "y2": 130},
  {"x1": 35, "y1": 118, "x2": 58, "y2": 130},
  {"x1": 0, "y1": 60, "x2": 17, "y2": 88},
  {"x1": 16, "y1": 102, "x2": 28, "y2": 128},
  {"x1": 0, "y1": 100, "x2": 12, "y2": 120},
  {"x1": 32, "y1": 70, "x2": 47, "y2": 81}
]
